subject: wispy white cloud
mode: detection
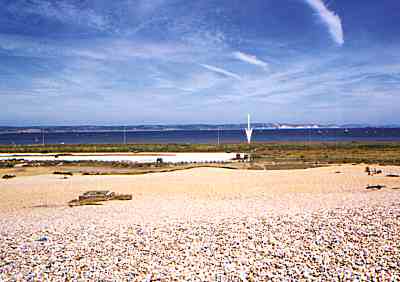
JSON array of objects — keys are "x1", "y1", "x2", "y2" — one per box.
[
  {"x1": 152, "y1": 71, "x2": 224, "y2": 93},
  {"x1": 3, "y1": 0, "x2": 400, "y2": 125},
  {"x1": 7, "y1": 0, "x2": 109, "y2": 31},
  {"x1": 233, "y1": 51, "x2": 269, "y2": 70},
  {"x1": 0, "y1": 34, "x2": 193, "y2": 62},
  {"x1": 200, "y1": 64, "x2": 242, "y2": 80},
  {"x1": 204, "y1": 55, "x2": 400, "y2": 115},
  {"x1": 304, "y1": 0, "x2": 344, "y2": 45}
]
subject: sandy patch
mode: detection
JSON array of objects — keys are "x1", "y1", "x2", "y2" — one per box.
[{"x1": 1, "y1": 164, "x2": 399, "y2": 213}]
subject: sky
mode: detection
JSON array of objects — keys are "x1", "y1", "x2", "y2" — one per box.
[{"x1": 0, "y1": 0, "x2": 399, "y2": 126}]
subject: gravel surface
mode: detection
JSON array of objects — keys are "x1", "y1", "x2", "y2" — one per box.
[{"x1": 1, "y1": 192, "x2": 399, "y2": 281}]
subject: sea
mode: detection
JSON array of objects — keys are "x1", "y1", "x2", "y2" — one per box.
[{"x1": 1, "y1": 128, "x2": 400, "y2": 145}]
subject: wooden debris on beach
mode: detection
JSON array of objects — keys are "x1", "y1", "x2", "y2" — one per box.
[
  {"x1": 79, "y1": 190, "x2": 115, "y2": 201},
  {"x1": 386, "y1": 174, "x2": 400, "y2": 178},
  {"x1": 53, "y1": 171, "x2": 73, "y2": 176},
  {"x1": 365, "y1": 166, "x2": 383, "y2": 176},
  {"x1": 2, "y1": 174, "x2": 16, "y2": 180},
  {"x1": 366, "y1": 184, "x2": 385, "y2": 190},
  {"x1": 82, "y1": 172, "x2": 102, "y2": 176},
  {"x1": 68, "y1": 190, "x2": 132, "y2": 207}
]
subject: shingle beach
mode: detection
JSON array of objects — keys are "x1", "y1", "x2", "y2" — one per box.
[{"x1": 1, "y1": 165, "x2": 399, "y2": 281}]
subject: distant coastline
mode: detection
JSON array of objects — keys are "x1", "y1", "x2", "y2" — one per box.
[
  {"x1": 1, "y1": 123, "x2": 400, "y2": 134},
  {"x1": 1, "y1": 128, "x2": 400, "y2": 145}
]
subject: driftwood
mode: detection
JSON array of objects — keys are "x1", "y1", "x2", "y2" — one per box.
[
  {"x1": 68, "y1": 190, "x2": 132, "y2": 207},
  {"x1": 2, "y1": 174, "x2": 16, "y2": 180},
  {"x1": 366, "y1": 184, "x2": 386, "y2": 190},
  {"x1": 82, "y1": 172, "x2": 102, "y2": 176},
  {"x1": 386, "y1": 174, "x2": 400, "y2": 178},
  {"x1": 53, "y1": 171, "x2": 73, "y2": 176},
  {"x1": 78, "y1": 190, "x2": 115, "y2": 201}
]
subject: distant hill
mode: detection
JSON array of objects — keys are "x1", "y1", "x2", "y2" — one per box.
[{"x1": 0, "y1": 123, "x2": 399, "y2": 134}]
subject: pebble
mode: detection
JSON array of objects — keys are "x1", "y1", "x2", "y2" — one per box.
[{"x1": 1, "y1": 196, "x2": 400, "y2": 281}]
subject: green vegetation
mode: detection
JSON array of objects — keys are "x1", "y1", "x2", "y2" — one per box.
[
  {"x1": 1, "y1": 142, "x2": 400, "y2": 170},
  {"x1": 0, "y1": 143, "x2": 229, "y2": 153},
  {"x1": 248, "y1": 142, "x2": 400, "y2": 166},
  {"x1": 0, "y1": 159, "x2": 19, "y2": 168}
]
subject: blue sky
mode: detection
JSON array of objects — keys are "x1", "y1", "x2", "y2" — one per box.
[{"x1": 0, "y1": 0, "x2": 399, "y2": 125}]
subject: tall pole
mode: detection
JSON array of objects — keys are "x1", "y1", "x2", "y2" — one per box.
[
  {"x1": 42, "y1": 128, "x2": 45, "y2": 146},
  {"x1": 217, "y1": 128, "x2": 220, "y2": 146},
  {"x1": 123, "y1": 126, "x2": 127, "y2": 145}
]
